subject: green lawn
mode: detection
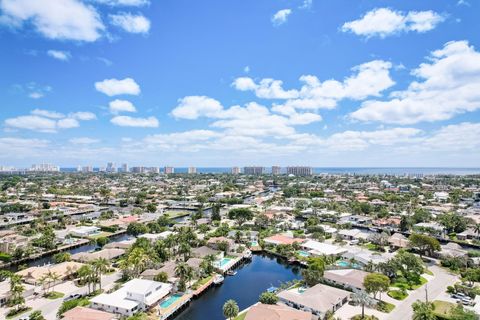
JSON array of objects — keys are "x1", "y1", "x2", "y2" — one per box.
[
  {"x1": 376, "y1": 300, "x2": 395, "y2": 313},
  {"x1": 164, "y1": 211, "x2": 190, "y2": 218},
  {"x1": 433, "y1": 300, "x2": 456, "y2": 320},
  {"x1": 192, "y1": 275, "x2": 213, "y2": 290},
  {"x1": 87, "y1": 231, "x2": 112, "y2": 240},
  {"x1": 392, "y1": 276, "x2": 428, "y2": 290},
  {"x1": 45, "y1": 291, "x2": 65, "y2": 300},
  {"x1": 388, "y1": 289, "x2": 408, "y2": 300},
  {"x1": 410, "y1": 276, "x2": 428, "y2": 289},
  {"x1": 6, "y1": 307, "x2": 32, "y2": 319}
]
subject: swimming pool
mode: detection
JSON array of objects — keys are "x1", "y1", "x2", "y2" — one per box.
[
  {"x1": 160, "y1": 294, "x2": 182, "y2": 309},
  {"x1": 297, "y1": 250, "x2": 310, "y2": 257},
  {"x1": 336, "y1": 260, "x2": 361, "y2": 269},
  {"x1": 219, "y1": 257, "x2": 232, "y2": 268},
  {"x1": 251, "y1": 241, "x2": 258, "y2": 246}
]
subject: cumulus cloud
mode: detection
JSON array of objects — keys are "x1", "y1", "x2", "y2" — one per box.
[
  {"x1": 47, "y1": 50, "x2": 71, "y2": 61},
  {"x1": 110, "y1": 13, "x2": 150, "y2": 33},
  {"x1": 95, "y1": 77, "x2": 140, "y2": 96},
  {"x1": 233, "y1": 60, "x2": 394, "y2": 111},
  {"x1": 272, "y1": 9, "x2": 292, "y2": 26},
  {"x1": 341, "y1": 8, "x2": 445, "y2": 38},
  {"x1": 110, "y1": 115, "x2": 158, "y2": 127},
  {"x1": 69, "y1": 137, "x2": 100, "y2": 144},
  {"x1": 171, "y1": 96, "x2": 224, "y2": 120},
  {"x1": 4, "y1": 110, "x2": 95, "y2": 132},
  {"x1": 0, "y1": 137, "x2": 50, "y2": 159},
  {"x1": 109, "y1": 99, "x2": 137, "y2": 114},
  {"x1": 70, "y1": 112, "x2": 97, "y2": 121},
  {"x1": 350, "y1": 41, "x2": 480, "y2": 124},
  {"x1": 0, "y1": 0, "x2": 104, "y2": 41},
  {"x1": 31, "y1": 109, "x2": 64, "y2": 119}
]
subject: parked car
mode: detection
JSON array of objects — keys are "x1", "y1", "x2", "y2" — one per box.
[{"x1": 64, "y1": 293, "x2": 83, "y2": 301}]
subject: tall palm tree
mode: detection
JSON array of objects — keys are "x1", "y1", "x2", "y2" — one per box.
[
  {"x1": 223, "y1": 299, "x2": 239, "y2": 320},
  {"x1": 175, "y1": 262, "x2": 193, "y2": 292},
  {"x1": 92, "y1": 258, "x2": 109, "y2": 292},
  {"x1": 9, "y1": 274, "x2": 25, "y2": 312},
  {"x1": 351, "y1": 290, "x2": 376, "y2": 319},
  {"x1": 412, "y1": 301, "x2": 436, "y2": 320},
  {"x1": 77, "y1": 264, "x2": 94, "y2": 294},
  {"x1": 48, "y1": 271, "x2": 61, "y2": 293}
]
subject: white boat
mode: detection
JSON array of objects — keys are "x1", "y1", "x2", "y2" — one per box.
[
  {"x1": 243, "y1": 250, "x2": 252, "y2": 259},
  {"x1": 213, "y1": 274, "x2": 224, "y2": 284},
  {"x1": 226, "y1": 270, "x2": 237, "y2": 276}
]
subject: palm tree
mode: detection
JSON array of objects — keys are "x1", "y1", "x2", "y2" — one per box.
[
  {"x1": 9, "y1": 274, "x2": 25, "y2": 312},
  {"x1": 351, "y1": 290, "x2": 376, "y2": 319},
  {"x1": 178, "y1": 242, "x2": 191, "y2": 262},
  {"x1": 412, "y1": 301, "x2": 436, "y2": 320},
  {"x1": 92, "y1": 258, "x2": 109, "y2": 292},
  {"x1": 223, "y1": 299, "x2": 239, "y2": 320},
  {"x1": 175, "y1": 262, "x2": 193, "y2": 292},
  {"x1": 77, "y1": 264, "x2": 94, "y2": 294},
  {"x1": 48, "y1": 271, "x2": 61, "y2": 293},
  {"x1": 474, "y1": 223, "x2": 480, "y2": 239}
]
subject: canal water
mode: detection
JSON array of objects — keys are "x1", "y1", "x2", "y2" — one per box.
[{"x1": 175, "y1": 253, "x2": 302, "y2": 320}]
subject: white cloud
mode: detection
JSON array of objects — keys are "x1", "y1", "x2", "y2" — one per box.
[
  {"x1": 144, "y1": 130, "x2": 220, "y2": 149},
  {"x1": 69, "y1": 137, "x2": 100, "y2": 144},
  {"x1": 233, "y1": 60, "x2": 394, "y2": 111},
  {"x1": 110, "y1": 115, "x2": 158, "y2": 127},
  {"x1": 350, "y1": 41, "x2": 480, "y2": 124},
  {"x1": 272, "y1": 9, "x2": 292, "y2": 26},
  {"x1": 109, "y1": 99, "x2": 137, "y2": 114},
  {"x1": 171, "y1": 96, "x2": 224, "y2": 120},
  {"x1": 31, "y1": 109, "x2": 64, "y2": 119},
  {"x1": 15, "y1": 82, "x2": 52, "y2": 99},
  {"x1": 244, "y1": 66, "x2": 250, "y2": 73},
  {"x1": 47, "y1": 49, "x2": 71, "y2": 61},
  {"x1": 341, "y1": 8, "x2": 444, "y2": 38},
  {"x1": 57, "y1": 118, "x2": 79, "y2": 129},
  {"x1": 232, "y1": 77, "x2": 299, "y2": 99},
  {"x1": 4, "y1": 115, "x2": 57, "y2": 133},
  {"x1": 420, "y1": 122, "x2": 480, "y2": 151},
  {"x1": 95, "y1": 77, "x2": 140, "y2": 96},
  {"x1": 300, "y1": 0, "x2": 313, "y2": 10},
  {"x1": 0, "y1": 0, "x2": 104, "y2": 42},
  {"x1": 70, "y1": 111, "x2": 97, "y2": 120},
  {"x1": 4, "y1": 110, "x2": 95, "y2": 132},
  {"x1": 110, "y1": 13, "x2": 150, "y2": 33},
  {"x1": 0, "y1": 137, "x2": 50, "y2": 159},
  {"x1": 94, "y1": 0, "x2": 149, "y2": 6}
]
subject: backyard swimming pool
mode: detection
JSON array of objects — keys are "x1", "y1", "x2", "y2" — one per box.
[
  {"x1": 160, "y1": 294, "x2": 183, "y2": 309},
  {"x1": 336, "y1": 260, "x2": 361, "y2": 269},
  {"x1": 218, "y1": 257, "x2": 232, "y2": 268}
]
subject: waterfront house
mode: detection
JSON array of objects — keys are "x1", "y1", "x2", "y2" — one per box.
[
  {"x1": 341, "y1": 247, "x2": 393, "y2": 266},
  {"x1": 71, "y1": 248, "x2": 125, "y2": 263},
  {"x1": 337, "y1": 229, "x2": 370, "y2": 241},
  {"x1": 323, "y1": 269, "x2": 370, "y2": 291},
  {"x1": 263, "y1": 234, "x2": 305, "y2": 246},
  {"x1": 16, "y1": 261, "x2": 84, "y2": 285},
  {"x1": 62, "y1": 306, "x2": 116, "y2": 320},
  {"x1": 0, "y1": 231, "x2": 28, "y2": 254},
  {"x1": 244, "y1": 303, "x2": 311, "y2": 320},
  {"x1": 277, "y1": 283, "x2": 350, "y2": 319},
  {"x1": 301, "y1": 240, "x2": 347, "y2": 257},
  {"x1": 70, "y1": 226, "x2": 101, "y2": 238},
  {"x1": 90, "y1": 279, "x2": 172, "y2": 316},
  {"x1": 191, "y1": 246, "x2": 222, "y2": 259},
  {"x1": 207, "y1": 237, "x2": 235, "y2": 252}
]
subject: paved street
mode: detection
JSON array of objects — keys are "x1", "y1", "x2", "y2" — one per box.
[
  {"x1": 385, "y1": 265, "x2": 458, "y2": 320},
  {"x1": 1, "y1": 271, "x2": 121, "y2": 320}
]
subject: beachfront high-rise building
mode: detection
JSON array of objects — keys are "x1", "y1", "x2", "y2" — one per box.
[
  {"x1": 244, "y1": 166, "x2": 264, "y2": 175},
  {"x1": 272, "y1": 166, "x2": 281, "y2": 175},
  {"x1": 81, "y1": 166, "x2": 93, "y2": 173},
  {"x1": 164, "y1": 166, "x2": 174, "y2": 174},
  {"x1": 231, "y1": 167, "x2": 241, "y2": 175},
  {"x1": 121, "y1": 163, "x2": 129, "y2": 173},
  {"x1": 188, "y1": 167, "x2": 197, "y2": 174},
  {"x1": 30, "y1": 164, "x2": 60, "y2": 172},
  {"x1": 106, "y1": 162, "x2": 117, "y2": 173},
  {"x1": 287, "y1": 166, "x2": 313, "y2": 176},
  {"x1": 149, "y1": 167, "x2": 160, "y2": 174},
  {"x1": 131, "y1": 166, "x2": 145, "y2": 173}
]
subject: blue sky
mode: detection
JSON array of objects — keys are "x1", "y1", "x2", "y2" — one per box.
[{"x1": 0, "y1": 0, "x2": 479, "y2": 167}]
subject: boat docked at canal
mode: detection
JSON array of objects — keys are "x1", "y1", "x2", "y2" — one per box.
[{"x1": 213, "y1": 274, "x2": 224, "y2": 285}]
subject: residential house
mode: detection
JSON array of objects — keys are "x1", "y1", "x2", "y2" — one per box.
[
  {"x1": 244, "y1": 303, "x2": 311, "y2": 320},
  {"x1": 323, "y1": 269, "x2": 370, "y2": 291}
]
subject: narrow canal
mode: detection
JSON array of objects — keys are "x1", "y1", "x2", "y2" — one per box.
[{"x1": 176, "y1": 253, "x2": 302, "y2": 320}]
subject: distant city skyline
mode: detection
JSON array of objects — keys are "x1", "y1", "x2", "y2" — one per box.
[{"x1": 1, "y1": 1, "x2": 479, "y2": 167}]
